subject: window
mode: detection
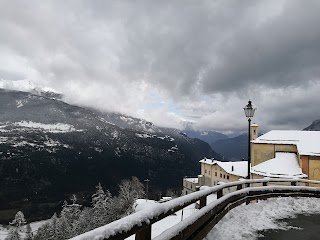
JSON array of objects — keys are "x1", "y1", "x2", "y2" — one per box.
[
  {"x1": 215, "y1": 172, "x2": 217, "y2": 176},
  {"x1": 223, "y1": 174, "x2": 225, "y2": 179},
  {"x1": 227, "y1": 175, "x2": 229, "y2": 180},
  {"x1": 220, "y1": 173, "x2": 222, "y2": 178},
  {"x1": 205, "y1": 169, "x2": 207, "y2": 174}
]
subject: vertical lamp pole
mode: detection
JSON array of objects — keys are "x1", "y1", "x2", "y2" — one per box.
[
  {"x1": 243, "y1": 100, "x2": 256, "y2": 179},
  {"x1": 144, "y1": 179, "x2": 150, "y2": 202}
]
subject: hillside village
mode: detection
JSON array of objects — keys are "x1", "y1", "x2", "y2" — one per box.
[{"x1": 183, "y1": 124, "x2": 320, "y2": 194}]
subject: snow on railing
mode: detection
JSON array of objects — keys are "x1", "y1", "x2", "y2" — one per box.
[{"x1": 71, "y1": 179, "x2": 320, "y2": 240}]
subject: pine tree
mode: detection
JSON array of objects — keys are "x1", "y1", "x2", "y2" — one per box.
[
  {"x1": 5, "y1": 211, "x2": 27, "y2": 240},
  {"x1": 77, "y1": 208, "x2": 94, "y2": 234},
  {"x1": 5, "y1": 227, "x2": 20, "y2": 240},
  {"x1": 59, "y1": 195, "x2": 82, "y2": 238},
  {"x1": 33, "y1": 223, "x2": 51, "y2": 240},
  {"x1": 91, "y1": 183, "x2": 113, "y2": 228},
  {"x1": 10, "y1": 211, "x2": 26, "y2": 228}
]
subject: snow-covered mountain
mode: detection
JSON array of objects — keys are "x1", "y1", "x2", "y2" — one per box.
[
  {"x1": 0, "y1": 88, "x2": 220, "y2": 223},
  {"x1": 0, "y1": 79, "x2": 62, "y2": 99},
  {"x1": 181, "y1": 121, "x2": 229, "y2": 145}
]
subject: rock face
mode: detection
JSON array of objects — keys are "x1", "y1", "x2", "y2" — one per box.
[
  {"x1": 0, "y1": 89, "x2": 220, "y2": 222},
  {"x1": 303, "y1": 120, "x2": 320, "y2": 131}
]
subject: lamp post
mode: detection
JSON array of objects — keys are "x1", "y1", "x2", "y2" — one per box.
[
  {"x1": 243, "y1": 100, "x2": 256, "y2": 179},
  {"x1": 144, "y1": 179, "x2": 150, "y2": 201}
]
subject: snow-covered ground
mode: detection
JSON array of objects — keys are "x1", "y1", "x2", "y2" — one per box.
[
  {"x1": 126, "y1": 195, "x2": 217, "y2": 239},
  {"x1": 0, "y1": 121, "x2": 82, "y2": 133},
  {"x1": 2, "y1": 196, "x2": 319, "y2": 240},
  {"x1": 0, "y1": 220, "x2": 49, "y2": 240},
  {"x1": 205, "y1": 197, "x2": 320, "y2": 240},
  {"x1": 13, "y1": 121, "x2": 80, "y2": 133},
  {"x1": 129, "y1": 196, "x2": 320, "y2": 240}
]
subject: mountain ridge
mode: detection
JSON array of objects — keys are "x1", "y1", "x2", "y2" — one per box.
[
  {"x1": 303, "y1": 119, "x2": 320, "y2": 131},
  {"x1": 0, "y1": 88, "x2": 220, "y2": 223}
]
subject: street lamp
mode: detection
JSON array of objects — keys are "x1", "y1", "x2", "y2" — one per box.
[
  {"x1": 144, "y1": 179, "x2": 150, "y2": 201},
  {"x1": 243, "y1": 100, "x2": 256, "y2": 179}
]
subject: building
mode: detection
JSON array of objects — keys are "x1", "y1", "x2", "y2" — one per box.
[
  {"x1": 251, "y1": 128, "x2": 320, "y2": 186},
  {"x1": 182, "y1": 158, "x2": 248, "y2": 195},
  {"x1": 183, "y1": 124, "x2": 320, "y2": 195}
]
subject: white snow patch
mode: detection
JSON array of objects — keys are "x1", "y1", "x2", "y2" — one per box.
[
  {"x1": 111, "y1": 130, "x2": 119, "y2": 139},
  {"x1": 184, "y1": 178, "x2": 198, "y2": 184},
  {"x1": 205, "y1": 197, "x2": 320, "y2": 240},
  {"x1": 12, "y1": 141, "x2": 36, "y2": 147},
  {"x1": 251, "y1": 152, "x2": 306, "y2": 179},
  {"x1": 253, "y1": 130, "x2": 320, "y2": 156},
  {"x1": 95, "y1": 147, "x2": 103, "y2": 153},
  {"x1": 0, "y1": 137, "x2": 8, "y2": 143},
  {"x1": 126, "y1": 200, "x2": 198, "y2": 240},
  {"x1": 200, "y1": 158, "x2": 248, "y2": 178},
  {"x1": 13, "y1": 121, "x2": 81, "y2": 133},
  {"x1": 120, "y1": 116, "x2": 135, "y2": 124},
  {"x1": 96, "y1": 117, "x2": 115, "y2": 126},
  {"x1": 136, "y1": 133, "x2": 152, "y2": 138},
  {"x1": 0, "y1": 79, "x2": 60, "y2": 95}
]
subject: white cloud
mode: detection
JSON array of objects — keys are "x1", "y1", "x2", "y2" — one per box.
[{"x1": 0, "y1": 0, "x2": 320, "y2": 132}]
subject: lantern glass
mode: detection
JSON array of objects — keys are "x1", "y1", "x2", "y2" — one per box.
[{"x1": 243, "y1": 101, "x2": 256, "y2": 118}]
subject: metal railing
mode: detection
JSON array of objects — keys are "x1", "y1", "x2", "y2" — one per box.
[{"x1": 71, "y1": 179, "x2": 320, "y2": 240}]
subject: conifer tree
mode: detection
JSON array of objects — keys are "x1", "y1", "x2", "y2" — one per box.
[
  {"x1": 5, "y1": 211, "x2": 27, "y2": 240},
  {"x1": 33, "y1": 223, "x2": 51, "y2": 240},
  {"x1": 5, "y1": 227, "x2": 20, "y2": 240},
  {"x1": 60, "y1": 195, "x2": 82, "y2": 238},
  {"x1": 91, "y1": 183, "x2": 113, "y2": 228},
  {"x1": 10, "y1": 211, "x2": 27, "y2": 228}
]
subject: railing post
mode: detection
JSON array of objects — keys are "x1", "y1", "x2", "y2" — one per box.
[
  {"x1": 245, "y1": 182, "x2": 250, "y2": 205},
  {"x1": 199, "y1": 196, "x2": 207, "y2": 209},
  {"x1": 135, "y1": 224, "x2": 151, "y2": 240},
  {"x1": 237, "y1": 184, "x2": 242, "y2": 191},
  {"x1": 217, "y1": 189, "x2": 223, "y2": 199}
]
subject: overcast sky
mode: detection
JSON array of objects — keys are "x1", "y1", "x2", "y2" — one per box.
[{"x1": 1, "y1": 0, "x2": 320, "y2": 133}]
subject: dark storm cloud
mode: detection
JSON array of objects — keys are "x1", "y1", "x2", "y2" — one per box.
[
  {"x1": 202, "y1": 1, "x2": 320, "y2": 94},
  {"x1": 0, "y1": 0, "x2": 320, "y2": 131}
]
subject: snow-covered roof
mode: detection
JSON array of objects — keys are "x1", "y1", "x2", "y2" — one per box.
[
  {"x1": 184, "y1": 178, "x2": 199, "y2": 184},
  {"x1": 251, "y1": 152, "x2": 307, "y2": 179},
  {"x1": 251, "y1": 123, "x2": 259, "y2": 127},
  {"x1": 252, "y1": 130, "x2": 320, "y2": 156},
  {"x1": 199, "y1": 158, "x2": 248, "y2": 178}
]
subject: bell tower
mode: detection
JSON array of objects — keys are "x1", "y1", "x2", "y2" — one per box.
[{"x1": 251, "y1": 123, "x2": 259, "y2": 140}]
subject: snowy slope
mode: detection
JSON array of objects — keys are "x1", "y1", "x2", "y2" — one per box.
[
  {"x1": 0, "y1": 79, "x2": 61, "y2": 99},
  {"x1": 0, "y1": 89, "x2": 220, "y2": 224}
]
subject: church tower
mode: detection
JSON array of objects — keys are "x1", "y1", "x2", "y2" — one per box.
[{"x1": 251, "y1": 123, "x2": 259, "y2": 140}]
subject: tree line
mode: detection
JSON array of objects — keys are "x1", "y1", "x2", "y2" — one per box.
[{"x1": 5, "y1": 177, "x2": 145, "y2": 240}]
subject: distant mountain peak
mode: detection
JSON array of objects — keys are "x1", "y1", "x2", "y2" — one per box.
[
  {"x1": 0, "y1": 79, "x2": 62, "y2": 99},
  {"x1": 303, "y1": 119, "x2": 320, "y2": 131}
]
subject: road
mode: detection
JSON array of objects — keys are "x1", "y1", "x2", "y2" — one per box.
[{"x1": 259, "y1": 214, "x2": 320, "y2": 240}]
